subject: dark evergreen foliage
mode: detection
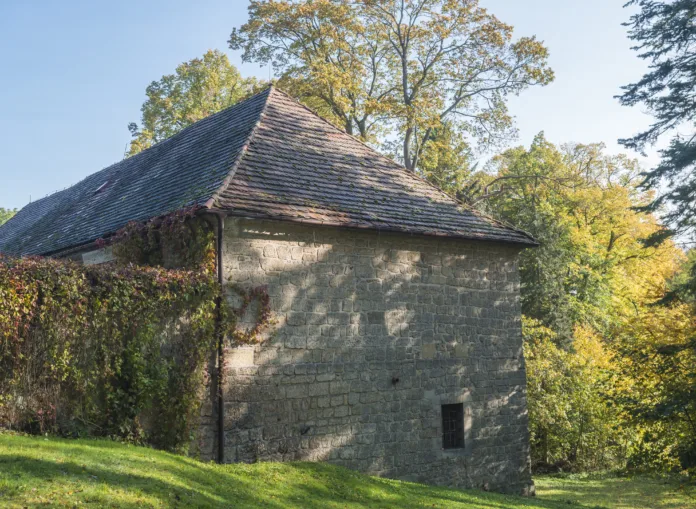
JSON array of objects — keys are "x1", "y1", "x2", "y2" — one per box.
[
  {"x1": 618, "y1": 0, "x2": 696, "y2": 244},
  {"x1": 618, "y1": 1, "x2": 696, "y2": 470}
]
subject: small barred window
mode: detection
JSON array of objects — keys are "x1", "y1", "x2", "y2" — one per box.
[{"x1": 442, "y1": 403, "x2": 464, "y2": 449}]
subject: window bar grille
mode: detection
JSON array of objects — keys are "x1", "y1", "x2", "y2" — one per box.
[{"x1": 442, "y1": 403, "x2": 464, "y2": 449}]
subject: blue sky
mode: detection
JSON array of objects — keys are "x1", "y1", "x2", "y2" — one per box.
[{"x1": 0, "y1": 0, "x2": 653, "y2": 211}]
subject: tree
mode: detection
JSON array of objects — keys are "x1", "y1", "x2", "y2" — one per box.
[
  {"x1": 485, "y1": 135, "x2": 691, "y2": 470},
  {"x1": 0, "y1": 208, "x2": 15, "y2": 226},
  {"x1": 524, "y1": 317, "x2": 631, "y2": 470},
  {"x1": 400, "y1": 120, "x2": 474, "y2": 195},
  {"x1": 480, "y1": 135, "x2": 659, "y2": 341},
  {"x1": 618, "y1": 0, "x2": 696, "y2": 245},
  {"x1": 229, "y1": 0, "x2": 553, "y2": 170},
  {"x1": 617, "y1": 1, "x2": 696, "y2": 471},
  {"x1": 615, "y1": 300, "x2": 696, "y2": 471},
  {"x1": 128, "y1": 50, "x2": 264, "y2": 156}
]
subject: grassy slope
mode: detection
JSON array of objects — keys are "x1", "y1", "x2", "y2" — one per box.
[{"x1": 0, "y1": 434, "x2": 693, "y2": 509}]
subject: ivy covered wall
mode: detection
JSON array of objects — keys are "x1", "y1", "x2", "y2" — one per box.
[{"x1": 0, "y1": 210, "x2": 221, "y2": 451}]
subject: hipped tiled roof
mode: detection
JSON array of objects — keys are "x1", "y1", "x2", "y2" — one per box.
[{"x1": 0, "y1": 86, "x2": 535, "y2": 256}]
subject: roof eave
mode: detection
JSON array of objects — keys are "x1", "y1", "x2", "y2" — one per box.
[{"x1": 213, "y1": 208, "x2": 539, "y2": 247}]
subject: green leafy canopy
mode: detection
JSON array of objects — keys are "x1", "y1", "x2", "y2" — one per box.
[
  {"x1": 127, "y1": 49, "x2": 265, "y2": 156},
  {"x1": 230, "y1": 0, "x2": 553, "y2": 172},
  {"x1": 0, "y1": 208, "x2": 16, "y2": 226}
]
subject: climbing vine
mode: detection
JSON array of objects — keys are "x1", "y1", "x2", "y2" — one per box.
[
  {"x1": 0, "y1": 254, "x2": 217, "y2": 450},
  {"x1": 0, "y1": 208, "x2": 275, "y2": 452},
  {"x1": 108, "y1": 206, "x2": 215, "y2": 271},
  {"x1": 226, "y1": 284, "x2": 275, "y2": 345}
]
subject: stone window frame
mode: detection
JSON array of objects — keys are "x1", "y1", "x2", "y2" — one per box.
[{"x1": 437, "y1": 391, "x2": 473, "y2": 458}]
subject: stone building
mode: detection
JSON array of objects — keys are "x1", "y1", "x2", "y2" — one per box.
[{"x1": 0, "y1": 87, "x2": 537, "y2": 494}]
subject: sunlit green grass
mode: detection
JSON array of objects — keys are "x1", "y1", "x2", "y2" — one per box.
[
  {"x1": 535, "y1": 472, "x2": 696, "y2": 509},
  {"x1": 0, "y1": 433, "x2": 693, "y2": 508}
]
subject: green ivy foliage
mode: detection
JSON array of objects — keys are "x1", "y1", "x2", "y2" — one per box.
[
  {"x1": 0, "y1": 208, "x2": 277, "y2": 452},
  {"x1": 226, "y1": 284, "x2": 275, "y2": 345},
  {"x1": 111, "y1": 210, "x2": 276, "y2": 346},
  {"x1": 0, "y1": 213, "x2": 218, "y2": 452},
  {"x1": 110, "y1": 208, "x2": 216, "y2": 271}
]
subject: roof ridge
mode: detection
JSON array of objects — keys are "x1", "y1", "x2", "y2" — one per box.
[
  {"x1": 267, "y1": 87, "x2": 536, "y2": 244},
  {"x1": 205, "y1": 85, "x2": 274, "y2": 209},
  {"x1": 2, "y1": 83, "x2": 536, "y2": 256},
  {"x1": 19, "y1": 87, "x2": 276, "y2": 214},
  {"x1": 135, "y1": 86, "x2": 272, "y2": 155}
]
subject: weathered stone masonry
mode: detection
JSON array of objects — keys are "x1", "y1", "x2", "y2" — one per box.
[{"x1": 207, "y1": 217, "x2": 533, "y2": 493}]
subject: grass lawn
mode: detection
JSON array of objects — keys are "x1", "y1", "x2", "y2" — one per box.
[
  {"x1": 0, "y1": 433, "x2": 693, "y2": 508},
  {"x1": 535, "y1": 473, "x2": 696, "y2": 509}
]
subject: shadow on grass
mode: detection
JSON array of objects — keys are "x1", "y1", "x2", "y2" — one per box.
[
  {"x1": 0, "y1": 454, "x2": 579, "y2": 509},
  {"x1": 0, "y1": 453, "x2": 271, "y2": 509}
]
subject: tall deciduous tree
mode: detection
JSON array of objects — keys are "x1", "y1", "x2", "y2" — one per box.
[
  {"x1": 403, "y1": 121, "x2": 474, "y2": 195},
  {"x1": 481, "y1": 135, "x2": 655, "y2": 341},
  {"x1": 487, "y1": 135, "x2": 689, "y2": 470},
  {"x1": 615, "y1": 300, "x2": 696, "y2": 471},
  {"x1": 618, "y1": 0, "x2": 696, "y2": 245},
  {"x1": 229, "y1": 0, "x2": 553, "y2": 171},
  {"x1": 524, "y1": 317, "x2": 631, "y2": 470},
  {"x1": 128, "y1": 50, "x2": 264, "y2": 156}
]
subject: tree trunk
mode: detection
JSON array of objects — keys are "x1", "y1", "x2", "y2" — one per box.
[{"x1": 404, "y1": 128, "x2": 413, "y2": 170}]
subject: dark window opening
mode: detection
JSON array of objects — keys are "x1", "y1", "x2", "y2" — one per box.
[{"x1": 442, "y1": 403, "x2": 464, "y2": 449}]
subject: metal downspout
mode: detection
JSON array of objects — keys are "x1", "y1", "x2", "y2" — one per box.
[{"x1": 215, "y1": 214, "x2": 225, "y2": 464}]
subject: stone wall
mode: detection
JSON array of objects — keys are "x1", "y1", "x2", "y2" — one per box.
[{"x1": 210, "y1": 217, "x2": 532, "y2": 494}]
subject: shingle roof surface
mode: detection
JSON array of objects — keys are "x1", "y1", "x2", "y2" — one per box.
[
  {"x1": 0, "y1": 86, "x2": 534, "y2": 256},
  {"x1": 216, "y1": 89, "x2": 535, "y2": 245},
  {"x1": 0, "y1": 89, "x2": 270, "y2": 256}
]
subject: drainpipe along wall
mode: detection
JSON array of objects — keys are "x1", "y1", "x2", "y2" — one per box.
[{"x1": 214, "y1": 213, "x2": 225, "y2": 463}]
